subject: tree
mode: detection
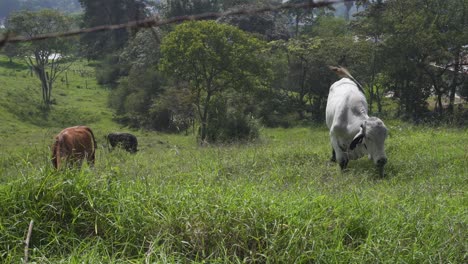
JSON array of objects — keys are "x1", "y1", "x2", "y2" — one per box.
[
  {"x1": 160, "y1": 0, "x2": 220, "y2": 18},
  {"x1": 372, "y1": 0, "x2": 468, "y2": 119},
  {"x1": 435, "y1": 0, "x2": 468, "y2": 113},
  {"x1": 270, "y1": 37, "x2": 322, "y2": 119},
  {"x1": 78, "y1": 0, "x2": 149, "y2": 59},
  {"x1": 148, "y1": 84, "x2": 195, "y2": 133},
  {"x1": 160, "y1": 21, "x2": 268, "y2": 143},
  {"x1": 1, "y1": 42, "x2": 19, "y2": 63},
  {"x1": 268, "y1": 16, "x2": 371, "y2": 121},
  {"x1": 284, "y1": 0, "x2": 335, "y2": 37},
  {"x1": 6, "y1": 10, "x2": 75, "y2": 107},
  {"x1": 217, "y1": 3, "x2": 290, "y2": 41},
  {"x1": 352, "y1": 1, "x2": 387, "y2": 113}
]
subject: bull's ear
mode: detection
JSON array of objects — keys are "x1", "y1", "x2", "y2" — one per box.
[{"x1": 350, "y1": 124, "x2": 366, "y2": 150}]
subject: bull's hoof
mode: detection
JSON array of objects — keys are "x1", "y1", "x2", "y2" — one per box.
[
  {"x1": 377, "y1": 165, "x2": 385, "y2": 177},
  {"x1": 339, "y1": 159, "x2": 348, "y2": 170}
]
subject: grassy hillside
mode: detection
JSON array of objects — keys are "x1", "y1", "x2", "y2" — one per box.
[
  {"x1": 0, "y1": 55, "x2": 120, "y2": 152},
  {"x1": 0, "y1": 55, "x2": 467, "y2": 262}
]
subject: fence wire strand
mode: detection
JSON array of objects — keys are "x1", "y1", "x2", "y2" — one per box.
[{"x1": 0, "y1": 0, "x2": 353, "y2": 48}]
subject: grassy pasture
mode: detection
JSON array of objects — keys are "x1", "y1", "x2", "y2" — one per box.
[
  {"x1": 0, "y1": 125, "x2": 466, "y2": 263},
  {"x1": 0, "y1": 56, "x2": 467, "y2": 262}
]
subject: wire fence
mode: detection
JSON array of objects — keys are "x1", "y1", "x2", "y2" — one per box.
[{"x1": 0, "y1": 0, "x2": 353, "y2": 48}]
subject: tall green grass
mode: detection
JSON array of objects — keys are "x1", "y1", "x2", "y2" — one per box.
[
  {"x1": 0, "y1": 125, "x2": 466, "y2": 263},
  {"x1": 0, "y1": 55, "x2": 466, "y2": 262}
]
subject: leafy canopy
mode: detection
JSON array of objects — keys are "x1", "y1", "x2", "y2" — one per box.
[
  {"x1": 160, "y1": 20, "x2": 268, "y2": 142},
  {"x1": 160, "y1": 20, "x2": 266, "y2": 93}
]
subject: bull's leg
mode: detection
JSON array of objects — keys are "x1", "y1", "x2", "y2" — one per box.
[
  {"x1": 330, "y1": 148, "x2": 336, "y2": 162},
  {"x1": 88, "y1": 151, "x2": 95, "y2": 167},
  {"x1": 330, "y1": 136, "x2": 348, "y2": 170}
]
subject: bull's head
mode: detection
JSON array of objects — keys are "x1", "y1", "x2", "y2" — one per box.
[{"x1": 350, "y1": 117, "x2": 388, "y2": 176}]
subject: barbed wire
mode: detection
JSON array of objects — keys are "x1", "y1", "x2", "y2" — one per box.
[{"x1": 0, "y1": 0, "x2": 354, "y2": 48}]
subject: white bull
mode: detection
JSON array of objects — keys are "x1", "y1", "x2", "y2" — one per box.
[{"x1": 326, "y1": 67, "x2": 388, "y2": 176}]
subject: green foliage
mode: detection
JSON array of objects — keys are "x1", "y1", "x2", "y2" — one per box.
[
  {"x1": 358, "y1": 0, "x2": 468, "y2": 119},
  {"x1": 78, "y1": 0, "x2": 149, "y2": 59},
  {"x1": 204, "y1": 96, "x2": 260, "y2": 143},
  {"x1": 6, "y1": 9, "x2": 73, "y2": 54},
  {"x1": 160, "y1": 0, "x2": 280, "y2": 19},
  {"x1": 148, "y1": 85, "x2": 195, "y2": 132},
  {"x1": 161, "y1": 0, "x2": 220, "y2": 18},
  {"x1": 160, "y1": 20, "x2": 269, "y2": 142},
  {"x1": 6, "y1": 9, "x2": 76, "y2": 106},
  {"x1": 95, "y1": 54, "x2": 122, "y2": 86},
  {"x1": 0, "y1": 42, "x2": 19, "y2": 63},
  {"x1": 268, "y1": 20, "x2": 371, "y2": 121},
  {"x1": 255, "y1": 89, "x2": 298, "y2": 128},
  {"x1": 109, "y1": 67, "x2": 164, "y2": 128},
  {"x1": 106, "y1": 28, "x2": 166, "y2": 129},
  {"x1": 285, "y1": 0, "x2": 335, "y2": 36},
  {"x1": 0, "y1": 55, "x2": 112, "y2": 130},
  {"x1": 119, "y1": 28, "x2": 161, "y2": 73},
  {"x1": 217, "y1": 2, "x2": 290, "y2": 41}
]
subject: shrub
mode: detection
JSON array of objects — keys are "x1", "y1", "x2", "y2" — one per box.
[
  {"x1": 95, "y1": 54, "x2": 122, "y2": 86},
  {"x1": 203, "y1": 98, "x2": 260, "y2": 143}
]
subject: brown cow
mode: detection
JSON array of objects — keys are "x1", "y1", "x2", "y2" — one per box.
[{"x1": 51, "y1": 126, "x2": 97, "y2": 169}]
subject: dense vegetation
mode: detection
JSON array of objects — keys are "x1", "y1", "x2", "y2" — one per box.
[
  {"x1": 2, "y1": 0, "x2": 467, "y2": 139},
  {"x1": 0, "y1": 80, "x2": 466, "y2": 261},
  {"x1": 0, "y1": 0, "x2": 467, "y2": 262}
]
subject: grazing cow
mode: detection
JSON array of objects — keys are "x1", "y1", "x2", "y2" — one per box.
[
  {"x1": 326, "y1": 66, "x2": 388, "y2": 176},
  {"x1": 52, "y1": 126, "x2": 97, "y2": 169},
  {"x1": 106, "y1": 132, "x2": 138, "y2": 153}
]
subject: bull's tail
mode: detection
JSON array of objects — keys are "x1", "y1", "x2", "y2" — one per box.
[
  {"x1": 81, "y1": 126, "x2": 97, "y2": 152},
  {"x1": 52, "y1": 134, "x2": 65, "y2": 169},
  {"x1": 80, "y1": 126, "x2": 97, "y2": 166},
  {"x1": 329, "y1": 66, "x2": 365, "y2": 93},
  {"x1": 51, "y1": 138, "x2": 59, "y2": 169},
  {"x1": 104, "y1": 134, "x2": 110, "y2": 150}
]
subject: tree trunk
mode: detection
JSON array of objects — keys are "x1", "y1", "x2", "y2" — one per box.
[
  {"x1": 200, "y1": 90, "x2": 212, "y2": 143},
  {"x1": 294, "y1": 14, "x2": 301, "y2": 37},
  {"x1": 448, "y1": 59, "x2": 461, "y2": 114},
  {"x1": 436, "y1": 93, "x2": 443, "y2": 114},
  {"x1": 368, "y1": 46, "x2": 378, "y2": 114},
  {"x1": 376, "y1": 83, "x2": 383, "y2": 113},
  {"x1": 368, "y1": 85, "x2": 374, "y2": 114},
  {"x1": 298, "y1": 59, "x2": 307, "y2": 119},
  {"x1": 35, "y1": 66, "x2": 50, "y2": 106}
]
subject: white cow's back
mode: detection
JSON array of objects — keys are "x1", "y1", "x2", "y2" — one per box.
[{"x1": 326, "y1": 78, "x2": 369, "y2": 134}]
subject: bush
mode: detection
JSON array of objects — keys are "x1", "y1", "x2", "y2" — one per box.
[
  {"x1": 256, "y1": 91, "x2": 298, "y2": 128},
  {"x1": 203, "y1": 98, "x2": 260, "y2": 143},
  {"x1": 146, "y1": 86, "x2": 195, "y2": 133},
  {"x1": 95, "y1": 54, "x2": 123, "y2": 86},
  {"x1": 108, "y1": 68, "x2": 165, "y2": 129}
]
